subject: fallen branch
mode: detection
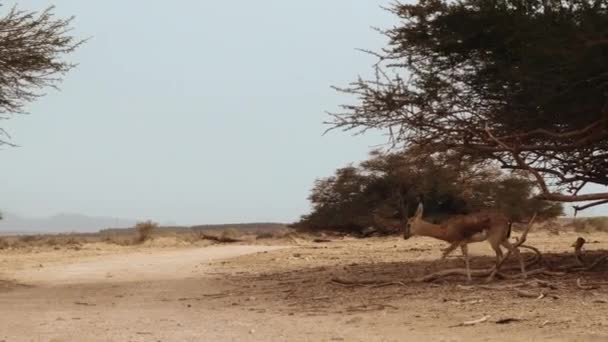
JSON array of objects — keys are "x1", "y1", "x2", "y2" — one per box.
[
  {"x1": 576, "y1": 278, "x2": 599, "y2": 290},
  {"x1": 347, "y1": 303, "x2": 399, "y2": 312},
  {"x1": 528, "y1": 279, "x2": 558, "y2": 290},
  {"x1": 416, "y1": 268, "x2": 495, "y2": 282},
  {"x1": 330, "y1": 277, "x2": 407, "y2": 288},
  {"x1": 499, "y1": 268, "x2": 566, "y2": 279},
  {"x1": 517, "y1": 289, "x2": 559, "y2": 300},
  {"x1": 515, "y1": 289, "x2": 539, "y2": 298},
  {"x1": 458, "y1": 279, "x2": 558, "y2": 292},
  {"x1": 369, "y1": 281, "x2": 408, "y2": 288},
  {"x1": 520, "y1": 244, "x2": 543, "y2": 268},
  {"x1": 74, "y1": 301, "x2": 96, "y2": 306},
  {"x1": 450, "y1": 315, "x2": 490, "y2": 327},
  {"x1": 495, "y1": 318, "x2": 523, "y2": 324},
  {"x1": 416, "y1": 265, "x2": 557, "y2": 283},
  {"x1": 582, "y1": 254, "x2": 608, "y2": 271},
  {"x1": 198, "y1": 233, "x2": 242, "y2": 243}
]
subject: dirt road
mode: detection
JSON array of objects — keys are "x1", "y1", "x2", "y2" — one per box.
[
  {"x1": 1, "y1": 233, "x2": 608, "y2": 341},
  {"x1": 1, "y1": 245, "x2": 290, "y2": 342},
  {"x1": 10, "y1": 245, "x2": 287, "y2": 285}
]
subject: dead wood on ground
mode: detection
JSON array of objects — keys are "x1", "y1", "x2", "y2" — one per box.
[{"x1": 198, "y1": 233, "x2": 242, "y2": 243}]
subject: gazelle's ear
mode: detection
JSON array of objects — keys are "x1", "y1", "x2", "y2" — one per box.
[{"x1": 414, "y1": 202, "x2": 424, "y2": 218}]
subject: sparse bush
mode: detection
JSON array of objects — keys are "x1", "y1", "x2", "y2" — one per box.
[
  {"x1": 0, "y1": 237, "x2": 9, "y2": 249},
  {"x1": 44, "y1": 238, "x2": 59, "y2": 246},
  {"x1": 101, "y1": 234, "x2": 133, "y2": 246},
  {"x1": 572, "y1": 219, "x2": 591, "y2": 233},
  {"x1": 255, "y1": 230, "x2": 289, "y2": 240},
  {"x1": 220, "y1": 228, "x2": 240, "y2": 240},
  {"x1": 19, "y1": 235, "x2": 41, "y2": 243},
  {"x1": 135, "y1": 220, "x2": 158, "y2": 243},
  {"x1": 587, "y1": 217, "x2": 608, "y2": 233},
  {"x1": 256, "y1": 232, "x2": 276, "y2": 240},
  {"x1": 569, "y1": 217, "x2": 608, "y2": 233},
  {"x1": 64, "y1": 236, "x2": 82, "y2": 245}
]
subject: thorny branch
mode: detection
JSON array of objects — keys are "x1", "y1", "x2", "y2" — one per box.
[{"x1": 0, "y1": 5, "x2": 84, "y2": 146}]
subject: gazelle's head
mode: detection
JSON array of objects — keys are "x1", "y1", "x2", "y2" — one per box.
[{"x1": 403, "y1": 202, "x2": 424, "y2": 240}]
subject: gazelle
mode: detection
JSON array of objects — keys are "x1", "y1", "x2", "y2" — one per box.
[{"x1": 403, "y1": 203, "x2": 526, "y2": 282}]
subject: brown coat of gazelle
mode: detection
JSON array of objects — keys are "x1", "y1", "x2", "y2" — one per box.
[{"x1": 403, "y1": 203, "x2": 526, "y2": 282}]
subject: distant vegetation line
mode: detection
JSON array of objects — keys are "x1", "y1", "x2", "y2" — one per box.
[{"x1": 101, "y1": 222, "x2": 288, "y2": 235}]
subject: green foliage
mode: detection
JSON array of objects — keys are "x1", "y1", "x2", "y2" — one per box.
[
  {"x1": 295, "y1": 150, "x2": 563, "y2": 234},
  {"x1": 330, "y1": 0, "x2": 608, "y2": 210}
]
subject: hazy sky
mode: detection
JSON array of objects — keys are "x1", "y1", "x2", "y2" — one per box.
[
  {"x1": 1, "y1": 1, "x2": 393, "y2": 225},
  {"x1": 2, "y1": 1, "x2": 605, "y2": 226}
]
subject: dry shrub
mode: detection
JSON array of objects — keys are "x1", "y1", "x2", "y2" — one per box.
[
  {"x1": 64, "y1": 236, "x2": 82, "y2": 245},
  {"x1": 255, "y1": 230, "x2": 288, "y2": 240},
  {"x1": 44, "y1": 238, "x2": 59, "y2": 246},
  {"x1": 19, "y1": 235, "x2": 41, "y2": 244},
  {"x1": 135, "y1": 220, "x2": 158, "y2": 243},
  {"x1": 181, "y1": 232, "x2": 203, "y2": 244},
  {"x1": 0, "y1": 237, "x2": 9, "y2": 249},
  {"x1": 220, "y1": 228, "x2": 241, "y2": 240},
  {"x1": 255, "y1": 231, "x2": 276, "y2": 240},
  {"x1": 587, "y1": 217, "x2": 608, "y2": 232},
  {"x1": 571, "y1": 219, "x2": 588, "y2": 233},
  {"x1": 570, "y1": 217, "x2": 608, "y2": 233},
  {"x1": 102, "y1": 234, "x2": 135, "y2": 246},
  {"x1": 536, "y1": 220, "x2": 560, "y2": 235}
]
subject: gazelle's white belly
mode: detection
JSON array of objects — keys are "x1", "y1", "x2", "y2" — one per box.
[{"x1": 467, "y1": 230, "x2": 488, "y2": 242}]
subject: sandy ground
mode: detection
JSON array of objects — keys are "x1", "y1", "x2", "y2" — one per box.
[{"x1": 1, "y1": 231, "x2": 608, "y2": 341}]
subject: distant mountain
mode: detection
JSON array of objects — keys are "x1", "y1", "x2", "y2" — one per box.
[{"x1": 0, "y1": 212, "x2": 136, "y2": 235}]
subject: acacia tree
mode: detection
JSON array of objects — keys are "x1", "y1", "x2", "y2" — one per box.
[
  {"x1": 0, "y1": 5, "x2": 82, "y2": 146},
  {"x1": 330, "y1": 0, "x2": 608, "y2": 214}
]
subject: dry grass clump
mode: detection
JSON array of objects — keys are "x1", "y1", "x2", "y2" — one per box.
[{"x1": 0, "y1": 234, "x2": 86, "y2": 250}]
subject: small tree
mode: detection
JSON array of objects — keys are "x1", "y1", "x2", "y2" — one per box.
[{"x1": 295, "y1": 150, "x2": 562, "y2": 234}]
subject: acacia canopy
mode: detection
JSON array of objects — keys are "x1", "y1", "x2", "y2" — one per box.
[{"x1": 330, "y1": 0, "x2": 608, "y2": 212}]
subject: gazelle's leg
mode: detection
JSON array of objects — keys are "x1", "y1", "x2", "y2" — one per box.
[
  {"x1": 501, "y1": 240, "x2": 526, "y2": 279},
  {"x1": 461, "y1": 244, "x2": 472, "y2": 282},
  {"x1": 441, "y1": 241, "x2": 460, "y2": 260},
  {"x1": 491, "y1": 243, "x2": 503, "y2": 268}
]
